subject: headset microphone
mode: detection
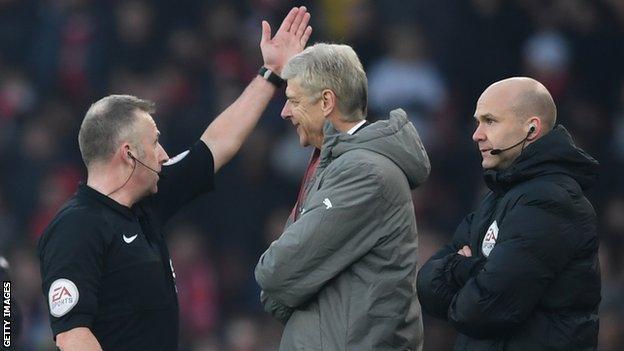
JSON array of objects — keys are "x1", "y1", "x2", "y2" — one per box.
[
  {"x1": 489, "y1": 124, "x2": 536, "y2": 156},
  {"x1": 107, "y1": 151, "x2": 165, "y2": 196},
  {"x1": 127, "y1": 151, "x2": 165, "y2": 178}
]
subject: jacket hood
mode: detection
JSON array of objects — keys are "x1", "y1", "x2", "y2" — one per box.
[
  {"x1": 320, "y1": 108, "x2": 430, "y2": 189},
  {"x1": 484, "y1": 125, "x2": 599, "y2": 193}
]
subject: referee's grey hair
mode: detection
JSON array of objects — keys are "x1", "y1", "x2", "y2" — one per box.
[
  {"x1": 282, "y1": 43, "x2": 368, "y2": 122},
  {"x1": 78, "y1": 95, "x2": 155, "y2": 167}
]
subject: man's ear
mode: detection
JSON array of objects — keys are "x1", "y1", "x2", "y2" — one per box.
[
  {"x1": 526, "y1": 117, "x2": 541, "y2": 141},
  {"x1": 320, "y1": 89, "x2": 337, "y2": 117},
  {"x1": 119, "y1": 143, "x2": 134, "y2": 165}
]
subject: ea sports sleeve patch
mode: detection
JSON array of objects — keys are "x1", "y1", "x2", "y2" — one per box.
[{"x1": 48, "y1": 278, "x2": 80, "y2": 317}]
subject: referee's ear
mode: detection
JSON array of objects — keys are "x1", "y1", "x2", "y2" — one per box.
[{"x1": 117, "y1": 143, "x2": 135, "y2": 166}]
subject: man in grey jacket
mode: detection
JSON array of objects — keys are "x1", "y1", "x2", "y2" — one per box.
[{"x1": 255, "y1": 43, "x2": 430, "y2": 350}]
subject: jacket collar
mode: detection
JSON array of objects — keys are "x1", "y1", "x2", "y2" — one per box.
[{"x1": 483, "y1": 125, "x2": 599, "y2": 193}]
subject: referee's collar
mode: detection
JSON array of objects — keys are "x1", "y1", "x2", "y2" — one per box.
[{"x1": 77, "y1": 183, "x2": 137, "y2": 219}]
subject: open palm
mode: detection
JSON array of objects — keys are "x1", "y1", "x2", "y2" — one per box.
[{"x1": 261, "y1": 6, "x2": 313, "y2": 76}]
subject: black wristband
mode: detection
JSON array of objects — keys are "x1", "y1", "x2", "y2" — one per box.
[{"x1": 258, "y1": 66, "x2": 285, "y2": 88}]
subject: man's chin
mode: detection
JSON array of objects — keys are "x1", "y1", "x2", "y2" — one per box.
[
  {"x1": 299, "y1": 136, "x2": 309, "y2": 147},
  {"x1": 482, "y1": 159, "x2": 496, "y2": 170},
  {"x1": 147, "y1": 183, "x2": 158, "y2": 195},
  {"x1": 483, "y1": 161, "x2": 507, "y2": 172}
]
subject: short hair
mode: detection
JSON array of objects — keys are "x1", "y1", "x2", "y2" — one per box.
[
  {"x1": 513, "y1": 83, "x2": 557, "y2": 131},
  {"x1": 491, "y1": 77, "x2": 557, "y2": 131},
  {"x1": 282, "y1": 43, "x2": 368, "y2": 122},
  {"x1": 78, "y1": 95, "x2": 155, "y2": 167}
]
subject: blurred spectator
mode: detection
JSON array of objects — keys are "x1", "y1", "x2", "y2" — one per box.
[
  {"x1": 169, "y1": 223, "x2": 219, "y2": 344},
  {"x1": 522, "y1": 29, "x2": 571, "y2": 100},
  {"x1": 112, "y1": 0, "x2": 159, "y2": 72},
  {"x1": 368, "y1": 23, "x2": 447, "y2": 143},
  {"x1": 30, "y1": 0, "x2": 109, "y2": 102},
  {"x1": 0, "y1": 68, "x2": 37, "y2": 121},
  {"x1": 318, "y1": 0, "x2": 381, "y2": 67}
]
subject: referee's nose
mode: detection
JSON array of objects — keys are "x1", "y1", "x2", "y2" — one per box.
[{"x1": 157, "y1": 143, "x2": 169, "y2": 165}]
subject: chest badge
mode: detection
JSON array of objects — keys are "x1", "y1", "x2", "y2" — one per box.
[{"x1": 481, "y1": 220, "x2": 499, "y2": 257}]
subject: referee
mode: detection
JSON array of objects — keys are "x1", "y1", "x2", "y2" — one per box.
[{"x1": 37, "y1": 7, "x2": 312, "y2": 350}]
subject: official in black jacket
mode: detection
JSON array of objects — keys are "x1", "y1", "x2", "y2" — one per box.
[{"x1": 417, "y1": 77, "x2": 600, "y2": 351}]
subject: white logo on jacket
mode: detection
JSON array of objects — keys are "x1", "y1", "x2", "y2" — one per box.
[
  {"x1": 481, "y1": 220, "x2": 499, "y2": 257},
  {"x1": 48, "y1": 278, "x2": 79, "y2": 317},
  {"x1": 163, "y1": 150, "x2": 189, "y2": 166},
  {"x1": 123, "y1": 234, "x2": 138, "y2": 244},
  {"x1": 323, "y1": 198, "x2": 333, "y2": 209}
]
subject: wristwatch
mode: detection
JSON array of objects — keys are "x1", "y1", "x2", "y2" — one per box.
[{"x1": 258, "y1": 66, "x2": 285, "y2": 88}]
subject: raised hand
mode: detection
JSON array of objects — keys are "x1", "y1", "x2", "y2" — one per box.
[{"x1": 260, "y1": 6, "x2": 312, "y2": 76}]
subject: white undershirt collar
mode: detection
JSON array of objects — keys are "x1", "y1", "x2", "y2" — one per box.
[{"x1": 346, "y1": 120, "x2": 367, "y2": 135}]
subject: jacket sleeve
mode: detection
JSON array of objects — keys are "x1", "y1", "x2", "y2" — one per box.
[
  {"x1": 255, "y1": 162, "x2": 387, "y2": 308},
  {"x1": 448, "y1": 202, "x2": 573, "y2": 338},
  {"x1": 151, "y1": 141, "x2": 215, "y2": 224},
  {"x1": 416, "y1": 213, "x2": 485, "y2": 319},
  {"x1": 260, "y1": 290, "x2": 293, "y2": 324}
]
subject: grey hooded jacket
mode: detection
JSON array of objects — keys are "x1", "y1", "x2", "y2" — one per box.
[{"x1": 255, "y1": 109, "x2": 430, "y2": 350}]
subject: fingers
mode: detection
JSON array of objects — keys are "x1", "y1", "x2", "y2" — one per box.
[
  {"x1": 261, "y1": 20, "x2": 271, "y2": 45},
  {"x1": 295, "y1": 11, "x2": 311, "y2": 37},
  {"x1": 277, "y1": 7, "x2": 299, "y2": 33},
  {"x1": 300, "y1": 25, "x2": 312, "y2": 47},
  {"x1": 289, "y1": 6, "x2": 307, "y2": 34},
  {"x1": 457, "y1": 245, "x2": 472, "y2": 257}
]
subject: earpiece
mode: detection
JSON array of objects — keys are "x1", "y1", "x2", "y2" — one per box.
[
  {"x1": 108, "y1": 149, "x2": 164, "y2": 196},
  {"x1": 126, "y1": 150, "x2": 162, "y2": 177},
  {"x1": 491, "y1": 123, "x2": 537, "y2": 155}
]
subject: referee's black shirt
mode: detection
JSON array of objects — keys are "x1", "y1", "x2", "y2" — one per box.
[{"x1": 38, "y1": 141, "x2": 214, "y2": 350}]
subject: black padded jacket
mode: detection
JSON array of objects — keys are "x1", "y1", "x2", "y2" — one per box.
[{"x1": 417, "y1": 125, "x2": 600, "y2": 351}]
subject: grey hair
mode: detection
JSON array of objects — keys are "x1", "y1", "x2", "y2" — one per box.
[
  {"x1": 78, "y1": 94, "x2": 155, "y2": 167},
  {"x1": 282, "y1": 43, "x2": 368, "y2": 122}
]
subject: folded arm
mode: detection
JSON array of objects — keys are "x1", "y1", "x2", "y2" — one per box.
[
  {"x1": 420, "y1": 200, "x2": 573, "y2": 338},
  {"x1": 447, "y1": 203, "x2": 572, "y2": 337},
  {"x1": 417, "y1": 213, "x2": 480, "y2": 319},
  {"x1": 255, "y1": 163, "x2": 387, "y2": 310}
]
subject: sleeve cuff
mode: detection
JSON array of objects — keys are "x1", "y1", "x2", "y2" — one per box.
[
  {"x1": 51, "y1": 313, "x2": 94, "y2": 339},
  {"x1": 191, "y1": 140, "x2": 215, "y2": 191}
]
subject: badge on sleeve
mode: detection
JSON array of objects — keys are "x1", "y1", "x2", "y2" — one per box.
[
  {"x1": 481, "y1": 220, "x2": 499, "y2": 257},
  {"x1": 48, "y1": 278, "x2": 79, "y2": 317}
]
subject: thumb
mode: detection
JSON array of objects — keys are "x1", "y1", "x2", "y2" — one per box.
[{"x1": 261, "y1": 20, "x2": 271, "y2": 45}]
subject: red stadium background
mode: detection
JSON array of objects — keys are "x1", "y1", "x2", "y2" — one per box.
[{"x1": 0, "y1": 0, "x2": 623, "y2": 350}]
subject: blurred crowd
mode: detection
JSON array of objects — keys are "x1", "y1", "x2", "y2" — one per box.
[{"x1": 1, "y1": 0, "x2": 623, "y2": 350}]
